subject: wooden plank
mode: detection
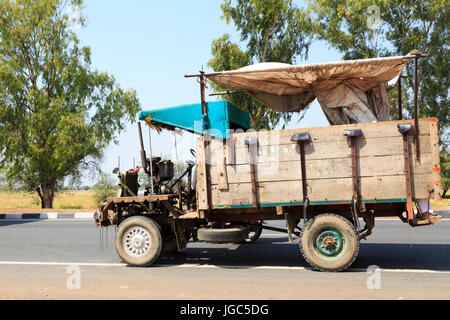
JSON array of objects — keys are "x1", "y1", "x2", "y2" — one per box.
[
  {"x1": 209, "y1": 153, "x2": 432, "y2": 185},
  {"x1": 210, "y1": 174, "x2": 433, "y2": 207},
  {"x1": 196, "y1": 138, "x2": 211, "y2": 210},
  {"x1": 224, "y1": 119, "x2": 431, "y2": 148},
  {"x1": 209, "y1": 135, "x2": 431, "y2": 165},
  {"x1": 217, "y1": 143, "x2": 229, "y2": 190}
]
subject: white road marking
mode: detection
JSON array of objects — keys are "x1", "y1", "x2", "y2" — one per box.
[{"x1": 1, "y1": 260, "x2": 450, "y2": 274}]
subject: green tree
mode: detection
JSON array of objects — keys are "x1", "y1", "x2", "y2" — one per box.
[
  {"x1": 208, "y1": 0, "x2": 311, "y2": 129},
  {"x1": 306, "y1": 0, "x2": 449, "y2": 146},
  {"x1": 0, "y1": 0, "x2": 140, "y2": 208},
  {"x1": 441, "y1": 150, "x2": 450, "y2": 198}
]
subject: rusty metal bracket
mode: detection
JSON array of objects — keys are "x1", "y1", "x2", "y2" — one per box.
[
  {"x1": 170, "y1": 219, "x2": 188, "y2": 251},
  {"x1": 344, "y1": 129, "x2": 365, "y2": 230},
  {"x1": 245, "y1": 137, "x2": 259, "y2": 209},
  {"x1": 291, "y1": 132, "x2": 311, "y2": 225},
  {"x1": 398, "y1": 123, "x2": 415, "y2": 223}
]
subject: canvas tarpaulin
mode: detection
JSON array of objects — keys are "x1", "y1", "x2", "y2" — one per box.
[{"x1": 206, "y1": 55, "x2": 413, "y2": 125}]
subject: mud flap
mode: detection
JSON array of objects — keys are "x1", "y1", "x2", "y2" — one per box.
[{"x1": 170, "y1": 220, "x2": 188, "y2": 251}]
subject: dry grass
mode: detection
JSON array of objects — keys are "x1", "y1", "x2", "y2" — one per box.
[
  {"x1": 431, "y1": 197, "x2": 450, "y2": 210},
  {"x1": 0, "y1": 190, "x2": 99, "y2": 212}
]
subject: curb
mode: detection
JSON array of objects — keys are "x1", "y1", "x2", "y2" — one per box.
[{"x1": 0, "y1": 212, "x2": 96, "y2": 220}]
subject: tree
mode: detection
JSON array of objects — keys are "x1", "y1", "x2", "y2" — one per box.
[
  {"x1": 0, "y1": 0, "x2": 140, "y2": 208},
  {"x1": 208, "y1": 0, "x2": 311, "y2": 129},
  {"x1": 306, "y1": 0, "x2": 449, "y2": 146}
]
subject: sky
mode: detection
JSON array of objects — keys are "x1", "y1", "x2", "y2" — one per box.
[{"x1": 73, "y1": 0, "x2": 342, "y2": 186}]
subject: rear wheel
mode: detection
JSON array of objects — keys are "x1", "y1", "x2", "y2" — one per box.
[
  {"x1": 115, "y1": 216, "x2": 163, "y2": 267},
  {"x1": 300, "y1": 214, "x2": 359, "y2": 272}
]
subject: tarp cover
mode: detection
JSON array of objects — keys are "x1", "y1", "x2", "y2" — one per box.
[{"x1": 207, "y1": 56, "x2": 412, "y2": 125}]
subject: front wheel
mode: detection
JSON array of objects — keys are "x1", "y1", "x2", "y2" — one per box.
[
  {"x1": 300, "y1": 214, "x2": 360, "y2": 272},
  {"x1": 115, "y1": 216, "x2": 163, "y2": 267}
]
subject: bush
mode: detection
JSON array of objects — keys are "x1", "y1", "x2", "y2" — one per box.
[{"x1": 93, "y1": 172, "x2": 118, "y2": 207}]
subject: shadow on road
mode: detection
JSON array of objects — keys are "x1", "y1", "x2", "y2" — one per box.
[
  {"x1": 156, "y1": 238, "x2": 450, "y2": 273},
  {"x1": 355, "y1": 243, "x2": 450, "y2": 272},
  {"x1": 0, "y1": 220, "x2": 41, "y2": 227}
]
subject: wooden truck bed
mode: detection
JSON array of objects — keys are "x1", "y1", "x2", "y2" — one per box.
[{"x1": 195, "y1": 118, "x2": 441, "y2": 215}]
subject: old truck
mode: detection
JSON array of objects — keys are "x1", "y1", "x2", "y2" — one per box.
[{"x1": 95, "y1": 52, "x2": 443, "y2": 272}]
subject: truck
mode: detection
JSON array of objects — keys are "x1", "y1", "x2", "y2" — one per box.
[{"x1": 95, "y1": 52, "x2": 443, "y2": 272}]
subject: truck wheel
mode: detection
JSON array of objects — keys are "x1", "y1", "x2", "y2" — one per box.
[
  {"x1": 115, "y1": 216, "x2": 163, "y2": 267},
  {"x1": 300, "y1": 214, "x2": 360, "y2": 272},
  {"x1": 241, "y1": 221, "x2": 263, "y2": 243}
]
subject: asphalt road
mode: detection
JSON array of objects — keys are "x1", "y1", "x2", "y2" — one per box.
[{"x1": 0, "y1": 219, "x2": 449, "y2": 300}]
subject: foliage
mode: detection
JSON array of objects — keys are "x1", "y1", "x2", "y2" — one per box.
[
  {"x1": 306, "y1": 0, "x2": 449, "y2": 146},
  {"x1": 441, "y1": 149, "x2": 450, "y2": 198},
  {"x1": 208, "y1": 0, "x2": 311, "y2": 129},
  {"x1": 93, "y1": 172, "x2": 118, "y2": 207},
  {"x1": 0, "y1": 0, "x2": 140, "y2": 208}
]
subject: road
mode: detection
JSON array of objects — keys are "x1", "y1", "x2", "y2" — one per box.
[{"x1": 0, "y1": 219, "x2": 449, "y2": 300}]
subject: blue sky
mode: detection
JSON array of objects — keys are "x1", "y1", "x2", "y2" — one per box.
[{"x1": 73, "y1": 0, "x2": 341, "y2": 186}]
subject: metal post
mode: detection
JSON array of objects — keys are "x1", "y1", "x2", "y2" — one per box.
[
  {"x1": 398, "y1": 123, "x2": 415, "y2": 224},
  {"x1": 245, "y1": 138, "x2": 259, "y2": 209},
  {"x1": 344, "y1": 129, "x2": 364, "y2": 231},
  {"x1": 403, "y1": 132, "x2": 414, "y2": 222},
  {"x1": 138, "y1": 122, "x2": 147, "y2": 171},
  {"x1": 148, "y1": 127, "x2": 155, "y2": 195},
  {"x1": 414, "y1": 56, "x2": 420, "y2": 161},
  {"x1": 290, "y1": 132, "x2": 311, "y2": 225},
  {"x1": 197, "y1": 71, "x2": 212, "y2": 214},
  {"x1": 200, "y1": 72, "x2": 207, "y2": 117}
]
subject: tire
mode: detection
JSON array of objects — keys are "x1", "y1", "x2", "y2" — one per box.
[
  {"x1": 115, "y1": 216, "x2": 163, "y2": 267},
  {"x1": 241, "y1": 221, "x2": 263, "y2": 243},
  {"x1": 300, "y1": 214, "x2": 360, "y2": 272},
  {"x1": 197, "y1": 226, "x2": 249, "y2": 243},
  {"x1": 248, "y1": 226, "x2": 263, "y2": 242}
]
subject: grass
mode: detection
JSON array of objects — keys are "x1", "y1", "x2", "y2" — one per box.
[
  {"x1": 0, "y1": 190, "x2": 99, "y2": 211},
  {"x1": 431, "y1": 197, "x2": 450, "y2": 209}
]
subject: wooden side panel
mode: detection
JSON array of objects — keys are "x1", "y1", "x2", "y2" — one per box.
[
  {"x1": 195, "y1": 138, "x2": 210, "y2": 211},
  {"x1": 196, "y1": 119, "x2": 438, "y2": 210},
  {"x1": 216, "y1": 142, "x2": 229, "y2": 190}
]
